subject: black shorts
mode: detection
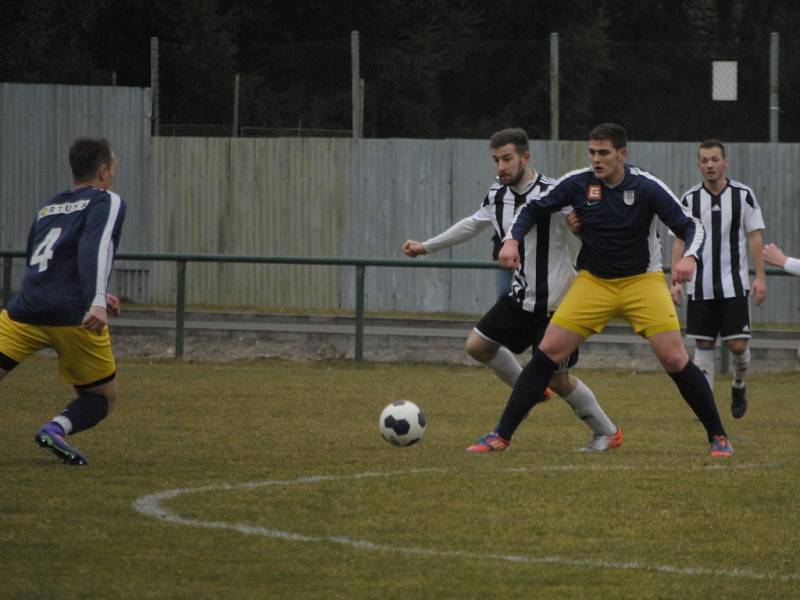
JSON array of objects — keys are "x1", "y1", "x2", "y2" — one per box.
[
  {"x1": 474, "y1": 295, "x2": 579, "y2": 370},
  {"x1": 686, "y1": 296, "x2": 751, "y2": 342}
]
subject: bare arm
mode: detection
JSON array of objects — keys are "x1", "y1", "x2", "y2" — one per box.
[
  {"x1": 669, "y1": 238, "x2": 686, "y2": 305},
  {"x1": 747, "y1": 229, "x2": 767, "y2": 306}
]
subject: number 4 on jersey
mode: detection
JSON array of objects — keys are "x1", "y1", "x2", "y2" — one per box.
[{"x1": 30, "y1": 227, "x2": 62, "y2": 272}]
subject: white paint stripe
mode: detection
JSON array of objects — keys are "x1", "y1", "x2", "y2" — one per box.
[
  {"x1": 133, "y1": 467, "x2": 798, "y2": 583},
  {"x1": 506, "y1": 462, "x2": 781, "y2": 472}
]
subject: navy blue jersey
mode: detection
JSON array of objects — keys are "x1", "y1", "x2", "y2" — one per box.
[
  {"x1": 8, "y1": 186, "x2": 126, "y2": 326},
  {"x1": 510, "y1": 165, "x2": 704, "y2": 279}
]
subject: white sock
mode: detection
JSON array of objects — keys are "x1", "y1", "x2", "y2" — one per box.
[
  {"x1": 563, "y1": 378, "x2": 617, "y2": 436},
  {"x1": 53, "y1": 415, "x2": 73, "y2": 435},
  {"x1": 485, "y1": 347, "x2": 522, "y2": 388},
  {"x1": 731, "y1": 347, "x2": 750, "y2": 388},
  {"x1": 694, "y1": 347, "x2": 716, "y2": 389}
]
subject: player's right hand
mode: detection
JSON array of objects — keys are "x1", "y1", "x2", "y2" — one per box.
[
  {"x1": 566, "y1": 210, "x2": 582, "y2": 235},
  {"x1": 671, "y1": 256, "x2": 696, "y2": 285},
  {"x1": 498, "y1": 239, "x2": 520, "y2": 269},
  {"x1": 402, "y1": 240, "x2": 426, "y2": 257}
]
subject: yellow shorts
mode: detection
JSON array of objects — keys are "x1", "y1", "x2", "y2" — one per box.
[
  {"x1": 0, "y1": 309, "x2": 116, "y2": 387},
  {"x1": 550, "y1": 270, "x2": 680, "y2": 339}
]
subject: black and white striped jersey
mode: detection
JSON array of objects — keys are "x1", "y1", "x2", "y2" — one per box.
[
  {"x1": 503, "y1": 176, "x2": 576, "y2": 318},
  {"x1": 421, "y1": 173, "x2": 575, "y2": 317},
  {"x1": 422, "y1": 176, "x2": 544, "y2": 254},
  {"x1": 480, "y1": 177, "x2": 547, "y2": 244},
  {"x1": 679, "y1": 180, "x2": 765, "y2": 299}
]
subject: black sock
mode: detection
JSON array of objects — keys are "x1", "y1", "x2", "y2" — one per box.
[
  {"x1": 61, "y1": 392, "x2": 109, "y2": 435},
  {"x1": 496, "y1": 349, "x2": 558, "y2": 440},
  {"x1": 668, "y1": 361, "x2": 726, "y2": 442}
]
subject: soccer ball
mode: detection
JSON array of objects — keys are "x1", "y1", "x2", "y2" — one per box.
[{"x1": 379, "y1": 400, "x2": 427, "y2": 447}]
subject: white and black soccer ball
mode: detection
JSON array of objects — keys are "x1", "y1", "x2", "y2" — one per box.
[{"x1": 379, "y1": 400, "x2": 427, "y2": 447}]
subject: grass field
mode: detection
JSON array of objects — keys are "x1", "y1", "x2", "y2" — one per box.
[{"x1": 2, "y1": 355, "x2": 799, "y2": 599}]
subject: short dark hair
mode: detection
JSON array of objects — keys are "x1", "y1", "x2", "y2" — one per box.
[
  {"x1": 69, "y1": 137, "x2": 113, "y2": 182},
  {"x1": 699, "y1": 138, "x2": 726, "y2": 158},
  {"x1": 588, "y1": 123, "x2": 627, "y2": 149},
  {"x1": 489, "y1": 128, "x2": 529, "y2": 155}
]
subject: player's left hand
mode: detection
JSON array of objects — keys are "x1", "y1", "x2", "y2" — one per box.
[
  {"x1": 751, "y1": 276, "x2": 767, "y2": 306},
  {"x1": 763, "y1": 243, "x2": 788, "y2": 268},
  {"x1": 82, "y1": 304, "x2": 109, "y2": 333},
  {"x1": 671, "y1": 256, "x2": 696, "y2": 285},
  {"x1": 669, "y1": 281, "x2": 684, "y2": 306},
  {"x1": 106, "y1": 293, "x2": 122, "y2": 316}
]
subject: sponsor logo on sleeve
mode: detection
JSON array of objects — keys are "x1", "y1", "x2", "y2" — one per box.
[{"x1": 37, "y1": 199, "x2": 90, "y2": 220}]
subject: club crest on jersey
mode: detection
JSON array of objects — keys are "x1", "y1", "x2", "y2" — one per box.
[
  {"x1": 587, "y1": 185, "x2": 602, "y2": 202},
  {"x1": 623, "y1": 190, "x2": 635, "y2": 205}
]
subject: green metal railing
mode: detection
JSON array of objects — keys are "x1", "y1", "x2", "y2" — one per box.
[
  {"x1": 0, "y1": 250, "x2": 792, "y2": 367},
  {"x1": 0, "y1": 250, "x2": 501, "y2": 361}
]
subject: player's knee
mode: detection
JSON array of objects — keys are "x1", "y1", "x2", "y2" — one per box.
[
  {"x1": 728, "y1": 340, "x2": 748, "y2": 355},
  {"x1": 656, "y1": 346, "x2": 690, "y2": 372},
  {"x1": 81, "y1": 380, "x2": 118, "y2": 412},
  {"x1": 538, "y1": 345, "x2": 571, "y2": 365},
  {"x1": 0, "y1": 352, "x2": 17, "y2": 380},
  {"x1": 548, "y1": 372, "x2": 573, "y2": 397},
  {"x1": 660, "y1": 352, "x2": 690, "y2": 373},
  {"x1": 537, "y1": 327, "x2": 579, "y2": 364},
  {"x1": 103, "y1": 391, "x2": 118, "y2": 413},
  {"x1": 465, "y1": 334, "x2": 495, "y2": 363}
]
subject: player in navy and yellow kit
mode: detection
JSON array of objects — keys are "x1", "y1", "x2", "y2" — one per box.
[
  {"x1": 469, "y1": 123, "x2": 734, "y2": 457},
  {"x1": 0, "y1": 137, "x2": 126, "y2": 465}
]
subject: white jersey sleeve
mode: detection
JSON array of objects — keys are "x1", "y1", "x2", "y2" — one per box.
[
  {"x1": 421, "y1": 215, "x2": 491, "y2": 254},
  {"x1": 739, "y1": 184, "x2": 766, "y2": 233},
  {"x1": 784, "y1": 257, "x2": 800, "y2": 277}
]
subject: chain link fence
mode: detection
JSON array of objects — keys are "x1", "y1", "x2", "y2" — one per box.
[
  {"x1": 559, "y1": 38, "x2": 769, "y2": 141},
  {"x1": 781, "y1": 36, "x2": 800, "y2": 141},
  {"x1": 153, "y1": 33, "x2": 799, "y2": 142},
  {"x1": 157, "y1": 38, "x2": 352, "y2": 137}
]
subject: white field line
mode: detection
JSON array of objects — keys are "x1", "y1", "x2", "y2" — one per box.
[{"x1": 133, "y1": 466, "x2": 798, "y2": 583}]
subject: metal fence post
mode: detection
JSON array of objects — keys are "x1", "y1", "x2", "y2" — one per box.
[
  {"x1": 175, "y1": 260, "x2": 187, "y2": 359},
  {"x1": 355, "y1": 264, "x2": 365, "y2": 362},
  {"x1": 232, "y1": 73, "x2": 240, "y2": 137},
  {"x1": 550, "y1": 32, "x2": 559, "y2": 141},
  {"x1": 351, "y1": 31, "x2": 362, "y2": 139},
  {"x1": 150, "y1": 36, "x2": 160, "y2": 136},
  {"x1": 770, "y1": 31, "x2": 780, "y2": 143},
  {"x1": 2, "y1": 256, "x2": 12, "y2": 307},
  {"x1": 359, "y1": 77, "x2": 365, "y2": 137}
]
